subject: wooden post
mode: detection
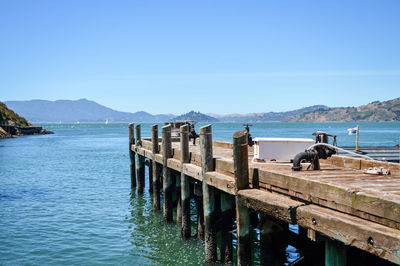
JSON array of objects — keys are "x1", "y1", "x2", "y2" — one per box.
[
  {"x1": 180, "y1": 124, "x2": 191, "y2": 238},
  {"x1": 325, "y1": 239, "x2": 347, "y2": 266},
  {"x1": 200, "y1": 125, "x2": 217, "y2": 263},
  {"x1": 162, "y1": 124, "x2": 173, "y2": 222},
  {"x1": 233, "y1": 130, "x2": 251, "y2": 266},
  {"x1": 148, "y1": 160, "x2": 153, "y2": 193},
  {"x1": 259, "y1": 213, "x2": 285, "y2": 265},
  {"x1": 128, "y1": 123, "x2": 136, "y2": 187},
  {"x1": 135, "y1": 124, "x2": 145, "y2": 194},
  {"x1": 194, "y1": 182, "x2": 204, "y2": 239},
  {"x1": 356, "y1": 124, "x2": 360, "y2": 152},
  {"x1": 151, "y1": 125, "x2": 160, "y2": 210},
  {"x1": 220, "y1": 193, "x2": 234, "y2": 263},
  {"x1": 176, "y1": 173, "x2": 182, "y2": 224}
]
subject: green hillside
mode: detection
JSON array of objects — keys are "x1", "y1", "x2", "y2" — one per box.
[
  {"x1": 286, "y1": 97, "x2": 400, "y2": 122},
  {"x1": 0, "y1": 101, "x2": 29, "y2": 126}
]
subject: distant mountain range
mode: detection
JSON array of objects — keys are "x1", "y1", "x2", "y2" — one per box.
[
  {"x1": 173, "y1": 111, "x2": 218, "y2": 122},
  {"x1": 4, "y1": 98, "x2": 400, "y2": 123},
  {"x1": 208, "y1": 105, "x2": 329, "y2": 122},
  {"x1": 5, "y1": 99, "x2": 175, "y2": 123},
  {"x1": 286, "y1": 97, "x2": 400, "y2": 122}
]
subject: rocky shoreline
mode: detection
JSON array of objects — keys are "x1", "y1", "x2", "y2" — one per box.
[
  {"x1": 0, "y1": 124, "x2": 53, "y2": 138},
  {"x1": 0, "y1": 101, "x2": 53, "y2": 139}
]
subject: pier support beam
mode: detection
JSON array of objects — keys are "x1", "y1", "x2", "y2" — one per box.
[
  {"x1": 325, "y1": 239, "x2": 347, "y2": 266},
  {"x1": 135, "y1": 124, "x2": 145, "y2": 194},
  {"x1": 259, "y1": 213, "x2": 285, "y2": 265},
  {"x1": 194, "y1": 182, "x2": 204, "y2": 239},
  {"x1": 220, "y1": 193, "x2": 234, "y2": 263},
  {"x1": 128, "y1": 123, "x2": 136, "y2": 188},
  {"x1": 148, "y1": 160, "x2": 153, "y2": 193},
  {"x1": 162, "y1": 125, "x2": 173, "y2": 222},
  {"x1": 200, "y1": 125, "x2": 217, "y2": 263},
  {"x1": 151, "y1": 125, "x2": 160, "y2": 210},
  {"x1": 176, "y1": 173, "x2": 182, "y2": 224},
  {"x1": 180, "y1": 124, "x2": 191, "y2": 238},
  {"x1": 233, "y1": 130, "x2": 251, "y2": 266}
]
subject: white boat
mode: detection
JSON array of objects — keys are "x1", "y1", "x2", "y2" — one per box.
[
  {"x1": 347, "y1": 127, "x2": 357, "y2": 135},
  {"x1": 105, "y1": 119, "x2": 109, "y2": 125}
]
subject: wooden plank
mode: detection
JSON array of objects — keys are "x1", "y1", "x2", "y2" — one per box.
[
  {"x1": 213, "y1": 140, "x2": 233, "y2": 149},
  {"x1": 141, "y1": 139, "x2": 152, "y2": 151},
  {"x1": 296, "y1": 204, "x2": 400, "y2": 265},
  {"x1": 215, "y1": 158, "x2": 234, "y2": 176},
  {"x1": 182, "y1": 163, "x2": 202, "y2": 181},
  {"x1": 205, "y1": 172, "x2": 235, "y2": 195},
  {"x1": 257, "y1": 168, "x2": 400, "y2": 225},
  {"x1": 326, "y1": 155, "x2": 362, "y2": 169},
  {"x1": 167, "y1": 158, "x2": 181, "y2": 172},
  {"x1": 239, "y1": 189, "x2": 400, "y2": 265},
  {"x1": 237, "y1": 189, "x2": 301, "y2": 224}
]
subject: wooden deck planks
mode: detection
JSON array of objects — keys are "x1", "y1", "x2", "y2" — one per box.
[
  {"x1": 133, "y1": 141, "x2": 400, "y2": 230},
  {"x1": 239, "y1": 189, "x2": 400, "y2": 265}
]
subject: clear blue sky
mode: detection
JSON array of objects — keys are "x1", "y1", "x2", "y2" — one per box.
[{"x1": 1, "y1": 0, "x2": 399, "y2": 115}]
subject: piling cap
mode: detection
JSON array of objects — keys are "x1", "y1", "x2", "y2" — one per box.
[
  {"x1": 233, "y1": 130, "x2": 247, "y2": 138},
  {"x1": 162, "y1": 124, "x2": 171, "y2": 131},
  {"x1": 233, "y1": 130, "x2": 248, "y2": 144},
  {"x1": 180, "y1": 124, "x2": 189, "y2": 132},
  {"x1": 200, "y1": 125, "x2": 212, "y2": 134}
]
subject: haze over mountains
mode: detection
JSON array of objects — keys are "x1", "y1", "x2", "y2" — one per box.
[
  {"x1": 208, "y1": 105, "x2": 329, "y2": 122},
  {"x1": 5, "y1": 99, "x2": 329, "y2": 123},
  {"x1": 5, "y1": 99, "x2": 175, "y2": 123},
  {"x1": 4, "y1": 98, "x2": 399, "y2": 123}
]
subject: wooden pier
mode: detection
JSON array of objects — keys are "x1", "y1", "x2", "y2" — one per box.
[{"x1": 128, "y1": 123, "x2": 400, "y2": 265}]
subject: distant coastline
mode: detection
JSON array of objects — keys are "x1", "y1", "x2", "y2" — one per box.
[{"x1": 4, "y1": 97, "x2": 400, "y2": 123}]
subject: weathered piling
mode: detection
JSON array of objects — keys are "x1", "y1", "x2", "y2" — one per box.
[
  {"x1": 325, "y1": 239, "x2": 347, "y2": 266},
  {"x1": 220, "y1": 193, "x2": 234, "y2": 263},
  {"x1": 128, "y1": 123, "x2": 136, "y2": 187},
  {"x1": 180, "y1": 124, "x2": 191, "y2": 238},
  {"x1": 200, "y1": 125, "x2": 217, "y2": 262},
  {"x1": 194, "y1": 182, "x2": 204, "y2": 239},
  {"x1": 135, "y1": 125, "x2": 145, "y2": 194},
  {"x1": 176, "y1": 172, "x2": 182, "y2": 224},
  {"x1": 162, "y1": 125, "x2": 173, "y2": 222},
  {"x1": 259, "y1": 213, "x2": 285, "y2": 265},
  {"x1": 151, "y1": 125, "x2": 160, "y2": 210},
  {"x1": 148, "y1": 160, "x2": 153, "y2": 193},
  {"x1": 233, "y1": 130, "x2": 251, "y2": 265}
]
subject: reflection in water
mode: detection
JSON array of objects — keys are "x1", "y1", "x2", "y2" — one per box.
[
  {"x1": 127, "y1": 183, "x2": 301, "y2": 265},
  {"x1": 127, "y1": 188, "x2": 205, "y2": 265}
]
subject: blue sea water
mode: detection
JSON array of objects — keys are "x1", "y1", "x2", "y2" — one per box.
[{"x1": 0, "y1": 122, "x2": 399, "y2": 265}]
